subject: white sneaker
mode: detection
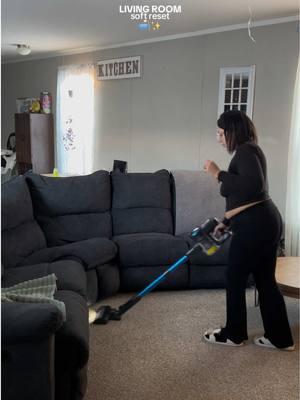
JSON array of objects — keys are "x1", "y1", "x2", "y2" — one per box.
[
  {"x1": 254, "y1": 336, "x2": 295, "y2": 351},
  {"x1": 204, "y1": 328, "x2": 244, "y2": 347}
]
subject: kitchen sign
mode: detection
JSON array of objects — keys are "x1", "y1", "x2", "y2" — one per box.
[{"x1": 97, "y1": 56, "x2": 142, "y2": 80}]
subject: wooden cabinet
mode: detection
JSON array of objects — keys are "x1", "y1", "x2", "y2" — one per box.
[{"x1": 15, "y1": 113, "x2": 54, "y2": 174}]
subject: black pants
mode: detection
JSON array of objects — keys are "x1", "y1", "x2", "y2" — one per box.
[{"x1": 223, "y1": 199, "x2": 294, "y2": 348}]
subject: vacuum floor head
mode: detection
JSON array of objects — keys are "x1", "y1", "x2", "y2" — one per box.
[{"x1": 93, "y1": 305, "x2": 122, "y2": 324}]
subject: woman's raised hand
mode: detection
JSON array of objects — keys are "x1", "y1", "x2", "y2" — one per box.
[{"x1": 203, "y1": 160, "x2": 221, "y2": 179}]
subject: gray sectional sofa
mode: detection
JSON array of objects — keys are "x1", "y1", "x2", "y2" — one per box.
[
  {"x1": 2, "y1": 175, "x2": 90, "y2": 400},
  {"x1": 1, "y1": 168, "x2": 229, "y2": 400},
  {"x1": 24, "y1": 170, "x2": 119, "y2": 304}
]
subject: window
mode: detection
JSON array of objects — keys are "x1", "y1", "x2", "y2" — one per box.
[
  {"x1": 56, "y1": 64, "x2": 95, "y2": 175},
  {"x1": 218, "y1": 66, "x2": 255, "y2": 117},
  {"x1": 285, "y1": 58, "x2": 300, "y2": 256}
]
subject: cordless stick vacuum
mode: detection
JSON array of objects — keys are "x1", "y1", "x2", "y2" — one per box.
[{"x1": 94, "y1": 218, "x2": 232, "y2": 324}]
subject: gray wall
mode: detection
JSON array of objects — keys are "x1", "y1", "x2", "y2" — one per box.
[{"x1": 1, "y1": 21, "x2": 298, "y2": 217}]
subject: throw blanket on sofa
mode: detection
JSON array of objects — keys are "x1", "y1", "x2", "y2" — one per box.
[{"x1": 1, "y1": 273, "x2": 66, "y2": 321}]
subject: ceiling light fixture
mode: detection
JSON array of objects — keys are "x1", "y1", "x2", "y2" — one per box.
[{"x1": 16, "y1": 44, "x2": 31, "y2": 56}]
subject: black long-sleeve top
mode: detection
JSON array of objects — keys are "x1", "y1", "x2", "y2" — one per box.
[{"x1": 218, "y1": 142, "x2": 270, "y2": 212}]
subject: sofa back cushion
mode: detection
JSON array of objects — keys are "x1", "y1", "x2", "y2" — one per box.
[
  {"x1": 1, "y1": 176, "x2": 47, "y2": 268},
  {"x1": 171, "y1": 170, "x2": 225, "y2": 235},
  {"x1": 25, "y1": 171, "x2": 112, "y2": 246},
  {"x1": 111, "y1": 169, "x2": 173, "y2": 235}
]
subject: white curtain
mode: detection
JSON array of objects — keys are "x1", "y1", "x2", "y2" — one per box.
[
  {"x1": 56, "y1": 63, "x2": 95, "y2": 175},
  {"x1": 285, "y1": 57, "x2": 300, "y2": 256}
]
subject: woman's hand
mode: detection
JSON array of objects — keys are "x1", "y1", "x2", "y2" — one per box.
[
  {"x1": 203, "y1": 160, "x2": 221, "y2": 179},
  {"x1": 213, "y1": 222, "x2": 226, "y2": 238}
]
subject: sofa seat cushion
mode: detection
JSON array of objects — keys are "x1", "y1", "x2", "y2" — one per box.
[
  {"x1": 2, "y1": 260, "x2": 87, "y2": 298},
  {"x1": 37, "y1": 213, "x2": 112, "y2": 247},
  {"x1": 182, "y1": 233, "x2": 230, "y2": 265},
  {"x1": 113, "y1": 233, "x2": 188, "y2": 267},
  {"x1": 19, "y1": 238, "x2": 118, "y2": 271}
]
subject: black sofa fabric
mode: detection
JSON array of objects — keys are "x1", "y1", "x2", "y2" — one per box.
[
  {"x1": 2, "y1": 260, "x2": 87, "y2": 298},
  {"x1": 2, "y1": 176, "x2": 47, "y2": 269},
  {"x1": 25, "y1": 171, "x2": 119, "y2": 304},
  {"x1": 20, "y1": 237, "x2": 117, "y2": 271},
  {"x1": 111, "y1": 170, "x2": 190, "y2": 290},
  {"x1": 2, "y1": 169, "x2": 230, "y2": 400},
  {"x1": 5, "y1": 169, "x2": 229, "y2": 294},
  {"x1": 111, "y1": 170, "x2": 174, "y2": 235},
  {"x1": 2, "y1": 170, "x2": 229, "y2": 295},
  {"x1": 25, "y1": 171, "x2": 112, "y2": 245},
  {"x1": 1, "y1": 176, "x2": 90, "y2": 400},
  {"x1": 113, "y1": 233, "x2": 188, "y2": 267},
  {"x1": 2, "y1": 303, "x2": 61, "y2": 400}
]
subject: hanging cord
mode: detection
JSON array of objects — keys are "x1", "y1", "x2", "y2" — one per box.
[{"x1": 248, "y1": 6, "x2": 256, "y2": 43}]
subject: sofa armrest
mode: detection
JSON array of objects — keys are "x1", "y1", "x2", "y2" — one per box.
[
  {"x1": 2, "y1": 302, "x2": 63, "y2": 344},
  {"x1": 2, "y1": 302, "x2": 63, "y2": 400}
]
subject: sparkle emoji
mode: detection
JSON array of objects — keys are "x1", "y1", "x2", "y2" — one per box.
[{"x1": 152, "y1": 22, "x2": 161, "y2": 31}]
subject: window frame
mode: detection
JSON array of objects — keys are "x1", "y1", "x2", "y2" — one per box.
[{"x1": 218, "y1": 65, "x2": 256, "y2": 118}]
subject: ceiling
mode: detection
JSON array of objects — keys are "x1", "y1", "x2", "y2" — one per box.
[{"x1": 1, "y1": 0, "x2": 299, "y2": 62}]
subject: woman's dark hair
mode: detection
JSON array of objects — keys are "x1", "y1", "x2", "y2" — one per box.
[{"x1": 217, "y1": 110, "x2": 258, "y2": 154}]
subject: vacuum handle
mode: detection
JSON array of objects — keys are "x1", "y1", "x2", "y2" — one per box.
[
  {"x1": 136, "y1": 255, "x2": 189, "y2": 298},
  {"x1": 118, "y1": 297, "x2": 141, "y2": 316},
  {"x1": 118, "y1": 252, "x2": 196, "y2": 316}
]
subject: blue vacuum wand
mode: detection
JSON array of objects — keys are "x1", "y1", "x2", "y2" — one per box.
[{"x1": 94, "y1": 218, "x2": 231, "y2": 324}]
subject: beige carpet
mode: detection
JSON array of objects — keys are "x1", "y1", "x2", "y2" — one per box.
[{"x1": 86, "y1": 289, "x2": 299, "y2": 400}]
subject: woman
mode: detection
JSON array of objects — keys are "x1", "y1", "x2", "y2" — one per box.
[{"x1": 203, "y1": 110, "x2": 294, "y2": 350}]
